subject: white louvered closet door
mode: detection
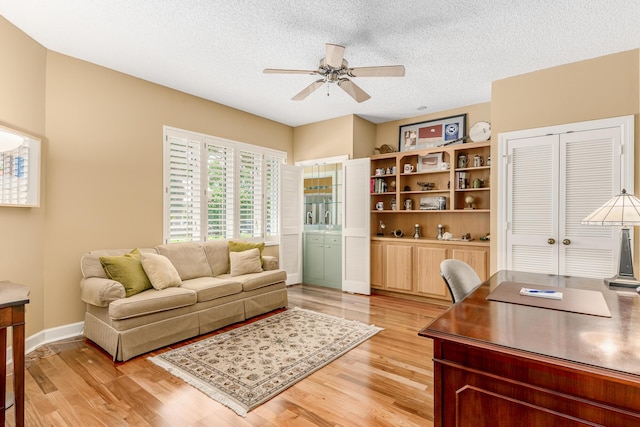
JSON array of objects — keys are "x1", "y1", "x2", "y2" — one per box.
[
  {"x1": 506, "y1": 135, "x2": 559, "y2": 274},
  {"x1": 559, "y1": 128, "x2": 620, "y2": 277},
  {"x1": 506, "y1": 127, "x2": 621, "y2": 277}
]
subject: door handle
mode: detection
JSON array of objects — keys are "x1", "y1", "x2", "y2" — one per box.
[
  {"x1": 547, "y1": 238, "x2": 556, "y2": 245},
  {"x1": 563, "y1": 239, "x2": 571, "y2": 245}
]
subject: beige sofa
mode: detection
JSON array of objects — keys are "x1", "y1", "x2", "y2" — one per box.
[{"x1": 80, "y1": 240, "x2": 287, "y2": 361}]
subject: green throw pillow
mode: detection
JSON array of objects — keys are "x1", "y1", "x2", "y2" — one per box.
[
  {"x1": 100, "y1": 248, "x2": 153, "y2": 297},
  {"x1": 228, "y1": 241, "x2": 265, "y2": 272}
]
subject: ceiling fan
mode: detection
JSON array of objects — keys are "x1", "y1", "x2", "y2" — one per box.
[{"x1": 264, "y1": 43, "x2": 405, "y2": 103}]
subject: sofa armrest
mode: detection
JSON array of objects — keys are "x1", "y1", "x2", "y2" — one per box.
[
  {"x1": 262, "y1": 255, "x2": 279, "y2": 271},
  {"x1": 80, "y1": 277, "x2": 126, "y2": 307}
]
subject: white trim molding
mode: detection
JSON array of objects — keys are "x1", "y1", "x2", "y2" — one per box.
[{"x1": 8, "y1": 321, "x2": 84, "y2": 365}]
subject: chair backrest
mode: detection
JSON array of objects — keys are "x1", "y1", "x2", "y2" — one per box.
[{"x1": 440, "y1": 259, "x2": 482, "y2": 303}]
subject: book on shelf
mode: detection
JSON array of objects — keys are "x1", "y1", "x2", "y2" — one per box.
[{"x1": 370, "y1": 178, "x2": 388, "y2": 194}]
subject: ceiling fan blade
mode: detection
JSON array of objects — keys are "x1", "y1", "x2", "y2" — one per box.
[
  {"x1": 292, "y1": 79, "x2": 326, "y2": 101},
  {"x1": 337, "y1": 78, "x2": 371, "y2": 103},
  {"x1": 349, "y1": 65, "x2": 406, "y2": 77},
  {"x1": 325, "y1": 43, "x2": 345, "y2": 68},
  {"x1": 264, "y1": 68, "x2": 318, "y2": 75}
]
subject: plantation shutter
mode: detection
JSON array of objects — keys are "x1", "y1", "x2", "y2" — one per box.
[
  {"x1": 0, "y1": 144, "x2": 30, "y2": 205},
  {"x1": 164, "y1": 127, "x2": 286, "y2": 243},
  {"x1": 238, "y1": 150, "x2": 263, "y2": 239},
  {"x1": 265, "y1": 155, "x2": 283, "y2": 244},
  {"x1": 166, "y1": 134, "x2": 202, "y2": 243},
  {"x1": 206, "y1": 140, "x2": 235, "y2": 240}
]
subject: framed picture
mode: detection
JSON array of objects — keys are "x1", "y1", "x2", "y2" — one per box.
[
  {"x1": 417, "y1": 153, "x2": 442, "y2": 172},
  {"x1": 399, "y1": 114, "x2": 467, "y2": 152},
  {"x1": 419, "y1": 196, "x2": 439, "y2": 210}
]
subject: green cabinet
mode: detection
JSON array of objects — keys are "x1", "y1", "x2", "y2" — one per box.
[{"x1": 303, "y1": 232, "x2": 342, "y2": 289}]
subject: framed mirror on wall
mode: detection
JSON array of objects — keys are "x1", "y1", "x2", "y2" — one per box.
[{"x1": 0, "y1": 125, "x2": 41, "y2": 207}]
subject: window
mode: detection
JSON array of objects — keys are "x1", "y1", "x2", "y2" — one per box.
[{"x1": 164, "y1": 127, "x2": 286, "y2": 244}]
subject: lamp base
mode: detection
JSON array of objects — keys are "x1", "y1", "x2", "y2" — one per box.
[
  {"x1": 604, "y1": 275, "x2": 640, "y2": 288},
  {"x1": 606, "y1": 227, "x2": 640, "y2": 288}
]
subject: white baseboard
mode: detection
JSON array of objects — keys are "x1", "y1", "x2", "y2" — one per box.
[{"x1": 7, "y1": 321, "x2": 84, "y2": 365}]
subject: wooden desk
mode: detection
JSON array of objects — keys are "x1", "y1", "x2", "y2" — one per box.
[
  {"x1": 0, "y1": 281, "x2": 29, "y2": 427},
  {"x1": 419, "y1": 270, "x2": 640, "y2": 427}
]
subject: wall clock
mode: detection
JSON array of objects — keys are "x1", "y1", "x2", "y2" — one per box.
[{"x1": 469, "y1": 121, "x2": 491, "y2": 142}]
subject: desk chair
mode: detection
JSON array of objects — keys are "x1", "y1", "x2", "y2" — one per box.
[{"x1": 440, "y1": 259, "x2": 482, "y2": 303}]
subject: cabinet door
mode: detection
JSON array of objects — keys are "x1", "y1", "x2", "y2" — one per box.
[
  {"x1": 279, "y1": 164, "x2": 304, "y2": 285},
  {"x1": 385, "y1": 242, "x2": 413, "y2": 292},
  {"x1": 451, "y1": 247, "x2": 488, "y2": 281},
  {"x1": 324, "y1": 243, "x2": 342, "y2": 285},
  {"x1": 414, "y1": 244, "x2": 449, "y2": 298},
  {"x1": 370, "y1": 241, "x2": 384, "y2": 289},
  {"x1": 304, "y1": 242, "x2": 325, "y2": 282},
  {"x1": 342, "y1": 158, "x2": 371, "y2": 294}
]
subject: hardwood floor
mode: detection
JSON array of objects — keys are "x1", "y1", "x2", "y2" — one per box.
[{"x1": 9, "y1": 285, "x2": 446, "y2": 426}]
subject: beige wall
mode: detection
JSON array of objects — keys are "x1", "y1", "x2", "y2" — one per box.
[
  {"x1": 293, "y1": 115, "x2": 354, "y2": 162},
  {"x1": 292, "y1": 114, "x2": 377, "y2": 162},
  {"x1": 1, "y1": 17, "x2": 293, "y2": 335},
  {"x1": 0, "y1": 17, "x2": 47, "y2": 336},
  {"x1": 42, "y1": 52, "x2": 293, "y2": 329},
  {"x1": 490, "y1": 49, "x2": 640, "y2": 272},
  {"x1": 352, "y1": 115, "x2": 377, "y2": 159}
]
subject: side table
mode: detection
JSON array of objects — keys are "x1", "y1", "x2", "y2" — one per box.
[{"x1": 0, "y1": 281, "x2": 30, "y2": 427}]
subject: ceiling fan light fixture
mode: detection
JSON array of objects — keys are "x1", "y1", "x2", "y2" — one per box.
[{"x1": 265, "y1": 43, "x2": 405, "y2": 102}]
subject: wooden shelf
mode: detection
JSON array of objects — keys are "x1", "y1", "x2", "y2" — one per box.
[{"x1": 370, "y1": 141, "x2": 491, "y2": 300}]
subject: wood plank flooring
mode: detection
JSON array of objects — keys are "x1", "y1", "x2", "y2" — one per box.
[{"x1": 8, "y1": 285, "x2": 446, "y2": 426}]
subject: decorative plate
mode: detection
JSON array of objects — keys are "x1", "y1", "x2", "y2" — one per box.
[{"x1": 469, "y1": 121, "x2": 491, "y2": 142}]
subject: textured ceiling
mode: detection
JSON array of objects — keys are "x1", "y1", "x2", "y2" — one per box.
[{"x1": 2, "y1": 1, "x2": 640, "y2": 127}]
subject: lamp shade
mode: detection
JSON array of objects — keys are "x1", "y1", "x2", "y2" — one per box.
[{"x1": 581, "y1": 189, "x2": 640, "y2": 226}]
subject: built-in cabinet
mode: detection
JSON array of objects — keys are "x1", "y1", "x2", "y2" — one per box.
[
  {"x1": 371, "y1": 238, "x2": 488, "y2": 300},
  {"x1": 303, "y1": 232, "x2": 342, "y2": 289},
  {"x1": 370, "y1": 141, "x2": 491, "y2": 302}
]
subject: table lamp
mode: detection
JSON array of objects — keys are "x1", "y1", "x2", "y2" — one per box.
[{"x1": 581, "y1": 189, "x2": 640, "y2": 288}]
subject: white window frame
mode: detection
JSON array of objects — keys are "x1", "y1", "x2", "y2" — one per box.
[{"x1": 163, "y1": 126, "x2": 286, "y2": 245}]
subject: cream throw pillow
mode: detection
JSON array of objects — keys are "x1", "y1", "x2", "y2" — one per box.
[
  {"x1": 229, "y1": 248, "x2": 263, "y2": 276},
  {"x1": 140, "y1": 252, "x2": 182, "y2": 290}
]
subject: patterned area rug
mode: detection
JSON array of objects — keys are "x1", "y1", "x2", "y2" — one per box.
[{"x1": 148, "y1": 307, "x2": 383, "y2": 416}]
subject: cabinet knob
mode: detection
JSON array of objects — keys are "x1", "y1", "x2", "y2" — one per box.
[
  {"x1": 547, "y1": 238, "x2": 556, "y2": 245},
  {"x1": 563, "y1": 239, "x2": 571, "y2": 245}
]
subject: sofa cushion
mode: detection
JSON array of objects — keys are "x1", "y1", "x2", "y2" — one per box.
[
  {"x1": 218, "y1": 269, "x2": 287, "y2": 292},
  {"x1": 202, "y1": 240, "x2": 230, "y2": 276},
  {"x1": 81, "y1": 248, "x2": 157, "y2": 279},
  {"x1": 156, "y1": 242, "x2": 212, "y2": 280},
  {"x1": 140, "y1": 252, "x2": 182, "y2": 290},
  {"x1": 100, "y1": 249, "x2": 153, "y2": 297},
  {"x1": 230, "y1": 248, "x2": 263, "y2": 276},
  {"x1": 228, "y1": 241, "x2": 265, "y2": 270},
  {"x1": 180, "y1": 276, "x2": 243, "y2": 302},
  {"x1": 108, "y1": 287, "x2": 197, "y2": 320}
]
